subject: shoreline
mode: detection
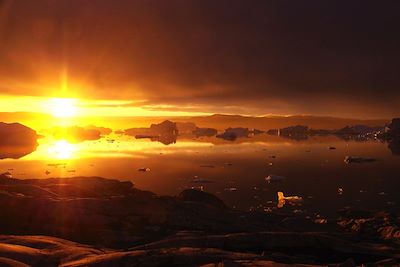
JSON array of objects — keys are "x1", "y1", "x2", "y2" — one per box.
[{"x1": 0, "y1": 175, "x2": 399, "y2": 266}]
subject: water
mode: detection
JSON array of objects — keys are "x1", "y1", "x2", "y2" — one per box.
[{"x1": 1, "y1": 134, "x2": 399, "y2": 218}]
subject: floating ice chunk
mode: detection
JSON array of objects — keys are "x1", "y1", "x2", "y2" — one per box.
[
  {"x1": 190, "y1": 178, "x2": 212, "y2": 183},
  {"x1": 265, "y1": 175, "x2": 285, "y2": 183},
  {"x1": 224, "y1": 187, "x2": 237, "y2": 192},
  {"x1": 277, "y1": 191, "x2": 303, "y2": 208},
  {"x1": 199, "y1": 165, "x2": 215, "y2": 168},
  {"x1": 0, "y1": 171, "x2": 12, "y2": 179},
  {"x1": 314, "y1": 218, "x2": 328, "y2": 224},
  {"x1": 338, "y1": 188, "x2": 344, "y2": 195},
  {"x1": 344, "y1": 156, "x2": 376, "y2": 164}
]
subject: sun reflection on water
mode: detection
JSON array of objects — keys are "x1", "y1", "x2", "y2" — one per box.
[{"x1": 47, "y1": 140, "x2": 78, "y2": 160}]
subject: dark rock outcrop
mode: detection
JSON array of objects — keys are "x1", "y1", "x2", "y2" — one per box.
[
  {"x1": 178, "y1": 189, "x2": 227, "y2": 210},
  {"x1": 3, "y1": 234, "x2": 394, "y2": 267},
  {"x1": 338, "y1": 208, "x2": 400, "y2": 242},
  {"x1": 0, "y1": 177, "x2": 399, "y2": 266}
]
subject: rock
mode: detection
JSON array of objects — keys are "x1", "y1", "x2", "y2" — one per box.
[
  {"x1": 178, "y1": 189, "x2": 227, "y2": 210},
  {"x1": 0, "y1": 177, "x2": 398, "y2": 266},
  {"x1": 327, "y1": 258, "x2": 356, "y2": 267},
  {"x1": 0, "y1": 233, "x2": 396, "y2": 267},
  {"x1": 265, "y1": 175, "x2": 285, "y2": 183},
  {"x1": 338, "y1": 209, "x2": 400, "y2": 242}
]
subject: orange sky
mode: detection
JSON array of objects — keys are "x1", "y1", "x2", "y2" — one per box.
[{"x1": 0, "y1": 1, "x2": 400, "y2": 119}]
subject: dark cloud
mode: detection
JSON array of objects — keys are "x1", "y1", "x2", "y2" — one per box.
[{"x1": 0, "y1": 0, "x2": 400, "y2": 118}]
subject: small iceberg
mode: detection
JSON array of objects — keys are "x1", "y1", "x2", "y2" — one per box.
[
  {"x1": 344, "y1": 156, "x2": 376, "y2": 164},
  {"x1": 277, "y1": 191, "x2": 303, "y2": 208},
  {"x1": 265, "y1": 175, "x2": 286, "y2": 183}
]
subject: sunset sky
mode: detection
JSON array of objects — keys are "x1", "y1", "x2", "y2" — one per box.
[{"x1": 0, "y1": 0, "x2": 399, "y2": 118}]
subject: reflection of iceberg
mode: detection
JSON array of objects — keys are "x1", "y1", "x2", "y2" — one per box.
[
  {"x1": 125, "y1": 120, "x2": 179, "y2": 145},
  {"x1": 151, "y1": 135, "x2": 177, "y2": 145},
  {"x1": 49, "y1": 126, "x2": 102, "y2": 143},
  {"x1": 0, "y1": 122, "x2": 38, "y2": 159},
  {"x1": 193, "y1": 127, "x2": 218, "y2": 137},
  {"x1": 216, "y1": 127, "x2": 250, "y2": 141},
  {"x1": 0, "y1": 145, "x2": 37, "y2": 159}
]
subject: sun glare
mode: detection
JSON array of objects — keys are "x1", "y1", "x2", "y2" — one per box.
[
  {"x1": 47, "y1": 140, "x2": 77, "y2": 159},
  {"x1": 48, "y1": 98, "x2": 78, "y2": 118}
]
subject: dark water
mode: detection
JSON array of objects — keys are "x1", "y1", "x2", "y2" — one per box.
[{"x1": 1, "y1": 134, "x2": 399, "y2": 218}]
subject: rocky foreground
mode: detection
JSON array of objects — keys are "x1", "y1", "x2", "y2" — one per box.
[{"x1": 0, "y1": 176, "x2": 399, "y2": 266}]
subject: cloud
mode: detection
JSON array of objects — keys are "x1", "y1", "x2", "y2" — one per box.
[{"x1": 0, "y1": 0, "x2": 399, "y2": 118}]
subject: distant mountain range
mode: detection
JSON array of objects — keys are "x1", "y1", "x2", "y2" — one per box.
[
  {"x1": 172, "y1": 114, "x2": 389, "y2": 131},
  {"x1": 0, "y1": 112, "x2": 390, "y2": 131}
]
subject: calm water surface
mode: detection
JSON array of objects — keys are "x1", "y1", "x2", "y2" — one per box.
[{"x1": 1, "y1": 134, "x2": 399, "y2": 218}]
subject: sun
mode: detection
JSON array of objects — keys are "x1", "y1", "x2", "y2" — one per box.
[{"x1": 48, "y1": 98, "x2": 78, "y2": 118}]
